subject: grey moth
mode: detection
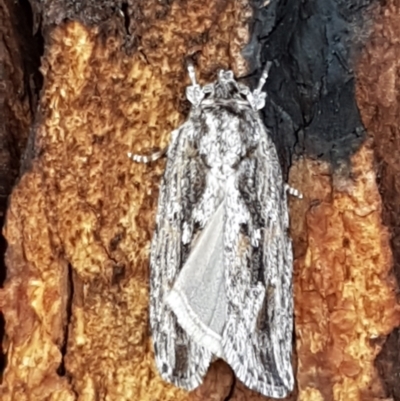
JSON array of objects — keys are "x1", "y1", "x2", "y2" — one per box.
[{"x1": 128, "y1": 62, "x2": 300, "y2": 398}]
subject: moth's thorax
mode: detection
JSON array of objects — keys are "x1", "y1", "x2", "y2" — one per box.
[
  {"x1": 195, "y1": 107, "x2": 259, "y2": 185},
  {"x1": 185, "y1": 71, "x2": 263, "y2": 199}
]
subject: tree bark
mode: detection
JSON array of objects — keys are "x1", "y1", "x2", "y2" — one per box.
[
  {"x1": 0, "y1": 0, "x2": 42, "y2": 384},
  {"x1": 0, "y1": 0, "x2": 399, "y2": 400}
]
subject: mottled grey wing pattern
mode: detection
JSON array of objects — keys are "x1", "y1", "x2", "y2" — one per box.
[
  {"x1": 149, "y1": 121, "x2": 212, "y2": 390},
  {"x1": 222, "y1": 115, "x2": 294, "y2": 398},
  {"x1": 140, "y1": 64, "x2": 295, "y2": 399}
]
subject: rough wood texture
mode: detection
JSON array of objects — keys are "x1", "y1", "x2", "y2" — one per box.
[
  {"x1": 356, "y1": 0, "x2": 400, "y2": 398},
  {"x1": 290, "y1": 144, "x2": 399, "y2": 401},
  {"x1": 1, "y1": 0, "x2": 400, "y2": 400},
  {"x1": 0, "y1": 0, "x2": 42, "y2": 378},
  {"x1": 0, "y1": 0, "x2": 39, "y2": 255}
]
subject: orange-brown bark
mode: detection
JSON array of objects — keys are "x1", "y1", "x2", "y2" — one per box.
[
  {"x1": 0, "y1": 0, "x2": 39, "y2": 389},
  {"x1": 290, "y1": 144, "x2": 399, "y2": 401},
  {"x1": 356, "y1": 0, "x2": 400, "y2": 398}
]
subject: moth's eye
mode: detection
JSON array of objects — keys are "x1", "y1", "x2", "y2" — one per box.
[
  {"x1": 218, "y1": 70, "x2": 225, "y2": 80},
  {"x1": 239, "y1": 86, "x2": 250, "y2": 99},
  {"x1": 203, "y1": 84, "x2": 214, "y2": 97},
  {"x1": 239, "y1": 85, "x2": 249, "y2": 94},
  {"x1": 224, "y1": 70, "x2": 234, "y2": 80}
]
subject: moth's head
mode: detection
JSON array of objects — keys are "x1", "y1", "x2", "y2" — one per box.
[
  {"x1": 212, "y1": 70, "x2": 242, "y2": 99},
  {"x1": 186, "y1": 69, "x2": 266, "y2": 111}
]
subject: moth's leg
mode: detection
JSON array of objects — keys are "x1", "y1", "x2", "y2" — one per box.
[
  {"x1": 127, "y1": 147, "x2": 167, "y2": 163},
  {"x1": 284, "y1": 183, "x2": 303, "y2": 199}
]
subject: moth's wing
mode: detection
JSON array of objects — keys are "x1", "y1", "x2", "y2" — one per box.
[
  {"x1": 256, "y1": 124, "x2": 294, "y2": 395},
  {"x1": 223, "y1": 118, "x2": 294, "y2": 398},
  {"x1": 149, "y1": 121, "x2": 212, "y2": 390}
]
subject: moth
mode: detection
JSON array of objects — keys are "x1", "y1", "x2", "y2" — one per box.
[{"x1": 128, "y1": 62, "x2": 300, "y2": 398}]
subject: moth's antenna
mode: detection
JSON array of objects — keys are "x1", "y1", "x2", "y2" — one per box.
[
  {"x1": 187, "y1": 61, "x2": 198, "y2": 86},
  {"x1": 256, "y1": 61, "x2": 272, "y2": 92},
  {"x1": 185, "y1": 61, "x2": 204, "y2": 106}
]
